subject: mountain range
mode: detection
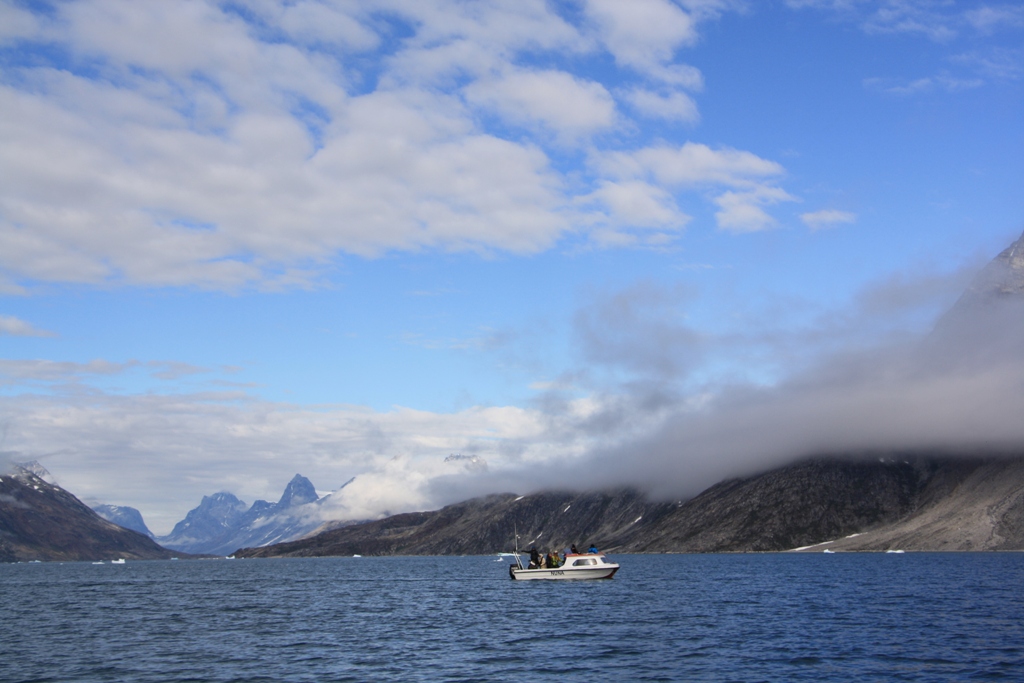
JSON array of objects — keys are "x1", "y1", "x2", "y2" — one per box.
[
  {"x1": 4, "y1": 231, "x2": 1024, "y2": 562},
  {"x1": 4, "y1": 453, "x2": 1023, "y2": 561},
  {"x1": 0, "y1": 463, "x2": 176, "y2": 562},
  {"x1": 155, "y1": 474, "x2": 324, "y2": 555},
  {"x1": 236, "y1": 230, "x2": 1024, "y2": 558},
  {"x1": 92, "y1": 504, "x2": 156, "y2": 539},
  {"x1": 233, "y1": 454, "x2": 1024, "y2": 557}
]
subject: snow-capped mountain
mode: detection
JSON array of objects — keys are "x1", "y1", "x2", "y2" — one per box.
[
  {"x1": 0, "y1": 464, "x2": 175, "y2": 562},
  {"x1": 14, "y1": 460, "x2": 59, "y2": 485},
  {"x1": 92, "y1": 504, "x2": 156, "y2": 539},
  {"x1": 157, "y1": 474, "x2": 324, "y2": 555}
]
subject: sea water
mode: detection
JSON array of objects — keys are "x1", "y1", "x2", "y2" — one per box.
[{"x1": 1, "y1": 553, "x2": 1022, "y2": 682}]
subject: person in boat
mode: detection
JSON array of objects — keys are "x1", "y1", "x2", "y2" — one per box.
[
  {"x1": 588, "y1": 543, "x2": 598, "y2": 553},
  {"x1": 546, "y1": 551, "x2": 561, "y2": 568},
  {"x1": 528, "y1": 546, "x2": 541, "y2": 569},
  {"x1": 570, "y1": 543, "x2": 579, "y2": 555}
]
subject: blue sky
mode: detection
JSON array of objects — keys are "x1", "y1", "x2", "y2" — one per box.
[{"x1": 1, "y1": 0, "x2": 1022, "y2": 533}]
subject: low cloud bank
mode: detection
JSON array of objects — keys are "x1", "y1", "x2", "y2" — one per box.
[
  {"x1": 3, "y1": 247, "x2": 1023, "y2": 532},
  {"x1": 531, "y1": 242, "x2": 1024, "y2": 498},
  {"x1": 581, "y1": 300, "x2": 1024, "y2": 500}
]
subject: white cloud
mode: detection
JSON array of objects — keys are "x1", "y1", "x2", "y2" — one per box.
[
  {"x1": 597, "y1": 142, "x2": 793, "y2": 231},
  {"x1": 377, "y1": 0, "x2": 586, "y2": 87},
  {"x1": 788, "y1": 0, "x2": 1024, "y2": 42},
  {"x1": 0, "y1": 0, "x2": 788, "y2": 291},
  {"x1": 602, "y1": 142, "x2": 785, "y2": 188},
  {"x1": 801, "y1": 209, "x2": 856, "y2": 231},
  {"x1": 786, "y1": 0, "x2": 958, "y2": 41},
  {"x1": 249, "y1": 0, "x2": 382, "y2": 51},
  {"x1": 0, "y1": 316, "x2": 56, "y2": 338},
  {"x1": 583, "y1": 0, "x2": 703, "y2": 84},
  {"x1": 714, "y1": 187, "x2": 795, "y2": 233},
  {"x1": 623, "y1": 88, "x2": 700, "y2": 123},
  {"x1": 0, "y1": 2, "x2": 42, "y2": 43},
  {"x1": 864, "y1": 74, "x2": 984, "y2": 95},
  {"x1": 0, "y1": 359, "x2": 131, "y2": 383},
  {"x1": 588, "y1": 180, "x2": 684, "y2": 225},
  {"x1": 3, "y1": 262, "x2": 1017, "y2": 535},
  {"x1": 0, "y1": 388, "x2": 612, "y2": 534},
  {"x1": 966, "y1": 5, "x2": 1024, "y2": 33},
  {"x1": 463, "y1": 69, "x2": 617, "y2": 139}
]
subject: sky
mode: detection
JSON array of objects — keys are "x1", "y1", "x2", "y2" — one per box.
[{"x1": 1, "y1": 0, "x2": 1022, "y2": 535}]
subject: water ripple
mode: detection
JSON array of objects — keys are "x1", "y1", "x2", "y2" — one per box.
[{"x1": 1, "y1": 553, "x2": 1022, "y2": 681}]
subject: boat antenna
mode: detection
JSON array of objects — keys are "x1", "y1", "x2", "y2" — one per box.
[{"x1": 513, "y1": 522, "x2": 524, "y2": 570}]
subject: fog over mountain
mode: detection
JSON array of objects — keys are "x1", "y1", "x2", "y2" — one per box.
[
  {"x1": 438, "y1": 231, "x2": 1024, "y2": 503},
  {"x1": 2, "y1": 233, "x2": 1022, "y2": 531}
]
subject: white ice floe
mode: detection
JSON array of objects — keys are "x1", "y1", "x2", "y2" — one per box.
[{"x1": 790, "y1": 540, "x2": 834, "y2": 552}]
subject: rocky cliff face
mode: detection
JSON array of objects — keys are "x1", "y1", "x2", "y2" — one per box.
[
  {"x1": 235, "y1": 455, "x2": 1024, "y2": 557},
  {"x1": 158, "y1": 474, "x2": 322, "y2": 555},
  {"x1": 92, "y1": 504, "x2": 155, "y2": 539},
  {"x1": 0, "y1": 465, "x2": 176, "y2": 562},
  {"x1": 933, "y1": 229, "x2": 1024, "y2": 346},
  {"x1": 158, "y1": 491, "x2": 250, "y2": 552},
  {"x1": 964, "y1": 230, "x2": 1024, "y2": 300},
  {"x1": 625, "y1": 455, "x2": 1024, "y2": 552},
  {"x1": 235, "y1": 488, "x2": 665, "y2": 558},
  {"x1": 790, "y1": 457, "x2": 1024, "y2": 552}
]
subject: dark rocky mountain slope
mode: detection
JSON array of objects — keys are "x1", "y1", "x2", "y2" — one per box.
[
  {"x1": 623, "y1": 455, "x2": 1024, "y2": 553},
  {"x1": 236, "y1": 488, "x2": 663, "y2": 558},
  {"x1": 0, "y1": 465, "x2": 177, "y2": 562},
  {"x1": 235, "y1": 455, "x2": 1024, "y2": 557}
]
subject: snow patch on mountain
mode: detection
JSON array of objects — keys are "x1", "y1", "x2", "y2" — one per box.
[{"x1": 92, "y1": 504, "x2": 156, "y2": 539}]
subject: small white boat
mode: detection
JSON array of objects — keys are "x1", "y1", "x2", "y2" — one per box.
[
  {"x1": 508, "y1": 552, "x2": 620, "y2": 580},
  {"x1": 111, "y1": 558, "x2": 126, "y2": 564}
]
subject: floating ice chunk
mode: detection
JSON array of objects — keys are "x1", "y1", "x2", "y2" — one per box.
[{"x1": 791, "y1": 540, "x2": 834, "y2": 552}]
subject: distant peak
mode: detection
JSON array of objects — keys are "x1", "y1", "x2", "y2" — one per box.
[
  {"x1": 206, "y1": 491, "x2": 244, "y2": 504},
  {"x1": 277, "y1": 474, "x2": 318, "y2": 508},
  {"x1": 998, "y1": 229, "x2": 1024, "y2": 267},
  {"x1": 13, "y1": 460, "x2": 59, "y2": 485},
  {"x1": 959, "y1": 231, "x2": 1024, "y2": 301}
]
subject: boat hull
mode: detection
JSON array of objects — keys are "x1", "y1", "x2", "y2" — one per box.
[{"x1": 509, "y1": 564, "x2": 619, "y2": 580}]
